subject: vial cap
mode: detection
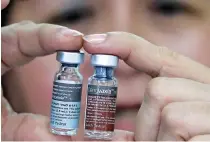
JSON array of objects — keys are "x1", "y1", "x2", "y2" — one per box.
[
  {"x1": 56, "y1": 51, "x2": 84, "y2": 64},
  {"x1": 91, "y1": 54, "x2": 119, "y2": 67}
]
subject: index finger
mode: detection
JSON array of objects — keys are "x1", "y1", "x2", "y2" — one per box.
[
  {"x1": 1, "y1": 21, "x2": 83, "y2": 75},
  {"x1": 83, "y1": 32, "x2": 210, "y2": 83}
]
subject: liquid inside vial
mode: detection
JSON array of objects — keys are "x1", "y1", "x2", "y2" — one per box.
[
  {"x1": 50, "y1": 64, "x2": 83, "y2": 136},
  {"x1": 84, "y1": 66, "x2": 118, "y2": 140}
]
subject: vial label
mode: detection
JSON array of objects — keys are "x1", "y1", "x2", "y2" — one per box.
[
  {"x1": 50, "y1": 80, "x2": 82, "y2": 129},
  {"x1": 85, "y1": 85, "x2": 117, "y2": 131}
]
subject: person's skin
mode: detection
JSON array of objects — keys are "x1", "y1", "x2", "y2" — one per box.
[{"x1": 1, "y1": 0, "x2": 210, "y2": 141}]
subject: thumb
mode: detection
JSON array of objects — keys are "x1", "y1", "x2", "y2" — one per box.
[
  {"x1": 1, "y1": 96, "x2": 74, "y2": 141},
  {"x1": 83, "y1": 32, "x2": 210, "y2": 84},
  {"x1": 1, "y1": 21, "x2": 83, "y2": 75},
  {"x1": 2, "y1": 113, "x2": 74, "y2": 141}
]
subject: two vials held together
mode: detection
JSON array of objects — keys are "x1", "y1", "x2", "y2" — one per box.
[{"x1": 49, "y1": 51, "x2": 119, "y2": 140}]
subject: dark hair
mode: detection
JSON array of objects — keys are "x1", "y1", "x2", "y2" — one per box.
[{"x1": 1, "y1": 0, "x2": 14, "y2": 27}]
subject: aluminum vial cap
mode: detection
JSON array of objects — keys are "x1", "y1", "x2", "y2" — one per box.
[
  {"x1": 56, "y1": 51, "x2": 84, "y2": 64},
  {"x1": 91, "y1": 54, "x2": 119, "y2": 67}
]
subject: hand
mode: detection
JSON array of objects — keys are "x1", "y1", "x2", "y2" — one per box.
[
  {"x1": 1, "y1": 19, "x2": 83, "y2": 141},
  {"x1": 83, "y1": 32, "x2": 210, "y2": 141},
  {"x1": 1, "y1": 24, "x2": 133, "y2": 141},
  {"x1": 1, "y1": 1, "x2": 135, "y2": 141},
  {"x1": 1, "y1": 0, "x2": 82, "y2": 140}
]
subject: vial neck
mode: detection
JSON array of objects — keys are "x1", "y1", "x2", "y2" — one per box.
[
  {"x1": 94, "y1": 66, "x2": 114, "y2": 78},
  {"x1": 60, "y1": 63, "x2": 79, "y2": 72}
]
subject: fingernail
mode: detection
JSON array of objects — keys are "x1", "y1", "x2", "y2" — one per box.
[
  {"x1": 57, "y1": 28, "x2": 83, "y2": 39},
  {"x1": 83, "y1": 34, "x2": 107, "y2": 44}
]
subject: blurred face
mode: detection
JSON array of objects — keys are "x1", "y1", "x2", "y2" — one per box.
[{"x1": 3, "y1": 0, "x2": 210, "y2": 132}]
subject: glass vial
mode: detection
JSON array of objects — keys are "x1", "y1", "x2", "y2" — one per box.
[
  {"x1": 50, "y1": 51, "x2": 84, "y2": 136},
  {"x1": 84, "y1": 54, "x2": 119, "y2": 140}
]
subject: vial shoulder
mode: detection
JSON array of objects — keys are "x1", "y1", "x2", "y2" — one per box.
[
  {"x1": 88, "y1": 76, "x2": 118, "y2": 87},
  {"x1": 55, "y1": 71, "x2": 83, "y2": 83}
]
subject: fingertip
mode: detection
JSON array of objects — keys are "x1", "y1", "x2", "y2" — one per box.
[
  {"x1": 39, "y1": 25, "x2": 84, "y2": 53},
  {"x1": 83, "y1": 33, "x2": 107, "y2": 44},
  {"x1": 54, "y1": 27, "x2": 84, "y2": 51},
  {"x1": 82, "y1": 33, "x2": 131, "y2": 59},
  {"x1": 82, "y1": 33, "x2": 108, "y2": 53},
  {"x1": 56, "y1": 34, "x2": 83, "y2": 51}
]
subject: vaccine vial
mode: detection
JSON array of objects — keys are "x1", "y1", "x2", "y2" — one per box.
[
  {"x1": 50, "y1": 51, "x2": 84, "y2": 136},
  {"x1": 84, "y1": 54, "x2": 119, "y2": 140}
]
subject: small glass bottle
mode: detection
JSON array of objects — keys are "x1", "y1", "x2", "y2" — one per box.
[
  {"x1": 84, "y1": 54, "x2": 119, "y2": 140},
  {"x1": 50, "y1": 51, "x2": 84, "y2": 136}
]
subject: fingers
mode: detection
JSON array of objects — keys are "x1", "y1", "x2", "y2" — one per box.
[
  {"x1": 1, "y1": 95, "x2": 134, "y2": 141},
  {"x1": 134, "y1": 77, "x2": 210, "y2": 141},
  {"x1": 2, "y1": 114, "x2": 134, "y2": 141},
  {"x1": 1, "y1": 0, "x2": 10, "y2": 9},
  {"x1": 157, "y1": 102, "x2": 210, "y2": 141},
  {"x1": 84, "y1": 130, "x2": 134, "y2": 141},
  {"x1": 83, "y1": 32, "x2": 210, "y2": 83},
  {"x1": 2, "y1": 113, "x2": 73, "y2": 141},
  {"x1": 1, "y1": 95, "x2": 15, "y2": 125},
  {"x1": 1, "y1": 21, "x2": 83, "y2": 75},
  {"x1": 189, "y1": 135, "x2": 210, "y2": 141},
  {"x1": 112, "y1": 130, "x2": 134, "y2": 141}
]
